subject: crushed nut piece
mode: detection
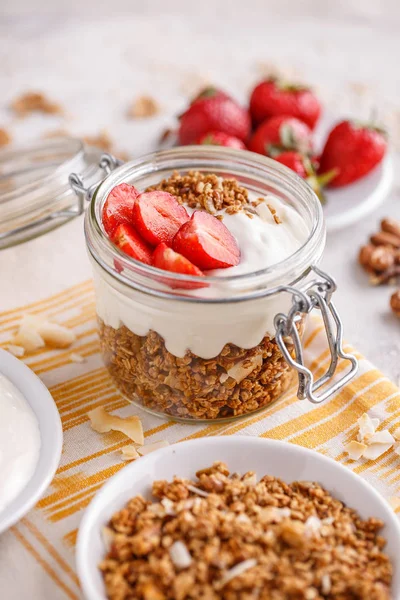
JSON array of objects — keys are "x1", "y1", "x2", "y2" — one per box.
[
  {"x1": 359, "y1": 218, "x2": 400, "y2": 287},
  {"x1": 100, "y1": 462, "x2": 392, "y2": 599},
  {"x1": 147, "y1": 170, "x2": 250, "y2": 215},
  {"x1": 390, "y1": 290, "x2": 400, "y2": 317},
  {"x1": 11, "y1": 91, "x2": 62, "y2": 116},
  {"x1": 267, "y1": 203, "x2": 283, "y2": 224},
  {"x1": 0, "y1": 128, "x2": 11, "y2": 147},
  {"x1": 88, "y1": 407, "x2": 144, "y2": 445},
  {"x1": 83, "y1": 131, "x2": 113, "y2": 152},
  {"x1": 128, "y1": 95, "x2": 159, "y2": 118}
]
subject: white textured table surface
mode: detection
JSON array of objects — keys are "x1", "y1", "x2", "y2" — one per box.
[{"x1": 0, "y1": 1, "x2": 399, "y2": 383}]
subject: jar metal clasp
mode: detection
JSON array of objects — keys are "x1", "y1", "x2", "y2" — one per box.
[
  {"x1": 274, "y1": 266, "x2": 358, "y2": 404},
  {"x1": 68, "y1": 153, "x2": 122, "y2": 212}
]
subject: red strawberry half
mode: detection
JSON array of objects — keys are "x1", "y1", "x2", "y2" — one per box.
[
  {"x1": 132, "y1": 191, "x2": 190, "y2": 246},
  {"x1": 153, "y1": 243, "x2": 206, "y2": 289},
  {"x1": 173, "y1": 211, "x2": 240, "y2": 270},
  {"x1": 318, "y1": 120, "x2": 387, "y2": 188},
  {"x1": 197, "y1": 130, "x2": 246, "y2": 149},
  {"x1": 112, "y1": 223, "x2": 153, "y2": 264},
  {"x1": 178, "y1": 89, "x2": 250, "y2": 145},
  {"x1": 249, "y1": 115, "x2": 313, "y2": 157},
  {"x1": 102, "y1": 183, "x2": 139, "y2": 236},
  {"x1": 250, "y1": 78, "x2": 321, "y2": 129}
]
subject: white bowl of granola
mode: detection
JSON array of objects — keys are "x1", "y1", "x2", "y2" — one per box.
[{"x1": 76, "y1": 437, "x2": 400, "y2": 600}]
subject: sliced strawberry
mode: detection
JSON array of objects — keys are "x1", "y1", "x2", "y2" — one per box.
[
  {"x1": 102, "y1": 183, "x2": 139, "y2": 236},
  {"x1": 112, "y1": 223, "x2": 153, "y2": 264},
  {"x1": 132, "y1": 191, "x2": 190, "y2": 246},
  {"x1": 153, "y1": 243, "x2": 206, "y2": 289},
  {"x1": 172, "y1": 211, "x2": 240, "y2": 270}
]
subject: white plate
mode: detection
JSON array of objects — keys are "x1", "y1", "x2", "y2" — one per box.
[
  {"x1": 76, "y1": 437, "x2": 400, "y2": 600},
  {"x1": 0, "y1": 349, "x2": 63, "y2": 533},
  {"x1": 314, "y1": 114, "x2": 393, "y2": 232}
]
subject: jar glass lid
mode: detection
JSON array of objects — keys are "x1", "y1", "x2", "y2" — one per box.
[{"x1": 0, "y1": 137, "x2": 105, "y2": 249}]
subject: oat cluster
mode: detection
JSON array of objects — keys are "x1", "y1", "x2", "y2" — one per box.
[
  {"x1": 100, "y1": 461, "x2": 392, "y2": 600},
  {"x1": 99, "y1": 320, "x2": 299, "y2": 420},
  {"x1": 147, "y1": 170, "x2": 251, "y2": 215}
]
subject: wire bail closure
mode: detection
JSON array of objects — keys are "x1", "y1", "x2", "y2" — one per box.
[
  {"x1": 68, "y1": 153, "x2": 122, "y2": 214},
  {"x1": 274, "y1": 265, "x2": 358, "y2": 404}
]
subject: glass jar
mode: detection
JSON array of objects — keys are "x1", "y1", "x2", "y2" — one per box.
[{"x1": 82, "y1": 146, "x2": 357, "y2": 422}]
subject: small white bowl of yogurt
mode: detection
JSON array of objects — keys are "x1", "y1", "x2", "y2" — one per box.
[{"x1": 0, "y1": 349, "x2": 63, "y2": 533}]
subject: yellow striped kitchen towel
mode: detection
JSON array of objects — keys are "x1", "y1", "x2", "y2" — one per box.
[{"x1": 0, "y1": 279, "x2": 399, "y2": 600}]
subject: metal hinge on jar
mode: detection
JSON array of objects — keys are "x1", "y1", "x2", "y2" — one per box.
[
  {"x1": 274, "y1": 265, "x2": 358, "y2": 404},
  {"x1": 68, "y1": 153, "x2": 122, "y2": 210}
]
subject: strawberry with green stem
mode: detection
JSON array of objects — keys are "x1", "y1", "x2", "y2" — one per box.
[
  {"x1": 274, "y1": 151, "x2": 337, "y2": 203},
  {"x1": 318, "y1": 120, "x2": 387, "y2": 187},
  {"x1": 178, "y1": 87, "x2": 250, "y2": 145},
  {"x1": 249, "y1": 115, "x2": 313, "y2": 157}
]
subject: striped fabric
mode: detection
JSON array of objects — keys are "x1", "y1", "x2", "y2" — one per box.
[{"x1": 0, "y1": 279, "x2": 399, "y2": 600}]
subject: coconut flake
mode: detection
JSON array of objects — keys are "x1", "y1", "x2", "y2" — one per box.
[
  {"x1": 88, "y1": 407, "x2": 144, "y2": 445},
  {"x1": 368, "y1": 430, "x2": 395, "y2": 445},
  {"x1": 101, "y1": 527, "x2": 115, "y2": 552},
  {"x1": 186, "y1": 485, "x2": 209, "y2": 498},
  {"x1": 363, "y1": 443, "x2": 393, "y2": 461},
  {"x1": 37, "y1": 321, "x2": 76, "y2": 348},
  {"x1": 215, "y1": 559, "x2": 258, "y2": 589},
  {"x1": 120, "y1": 445, "x2": 139, "y2": 461},
  {"x1": 13, "y1": 323, "x2": 45, "y2": 352},
  {"x1": 321, "y1": 574, "x2": 332, "y2": 595},
  {"x1": 13, "y1": 314, "x2": 76, "y2": 352},
  {"x1": 137, "y1": 440, "x2": 169, "y2": 456},
  {"x1": 7, "y1": 344, "x2": 25, "y2": 358},
  {"x1": 305, "y1": 515, "x2": 322, "y2": 537},
  {"x1": 69, "y1": 352, "x2": 85, "y2": 363},
  {"x1": 344, "y1": 440, "x2": 368, "y2": 460},
  {"x1": 169, "y1": 541, "x2": 192, "y2": 569},
  {"x1": 160, "y1": 497, "x2": 176, "y2": 515},
  {"x1": 357, "y1": 413, "x2": 379, "y2": 442},
  {"x1": 220, "y1": 354, "x2": 263, "y2": 384}
]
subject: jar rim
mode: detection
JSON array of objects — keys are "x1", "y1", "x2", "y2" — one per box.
[{"x1": 85, "y1": 146, "x2": 326, "y2": 302}]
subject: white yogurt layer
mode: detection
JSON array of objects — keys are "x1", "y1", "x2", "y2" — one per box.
[
  {"x1": 95, "y1": 195, "x2": 309, "y2": 358},
  {"x1": 0, "y1": 374, "x2": 41, "y2": 512}
]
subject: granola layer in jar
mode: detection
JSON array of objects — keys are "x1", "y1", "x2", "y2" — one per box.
[{"x1": 85, "y1": 147, "x2": 332, "y2": 422}]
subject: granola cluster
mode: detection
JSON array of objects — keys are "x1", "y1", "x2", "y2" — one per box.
[
  {"x1": 147, "y1": 170, "x2": 252, "y2": 215},
  {"x1": 98, "y1": 320, "x2": 297, "y2": 420},
  {"x1": 100, "y1": 462, "x2": 392, "y2": 600}
]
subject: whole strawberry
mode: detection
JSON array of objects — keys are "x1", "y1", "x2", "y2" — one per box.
[
  {"x1": 178, "y1": 88, "x2": 250, "y2": 145},
  {"x1": 318, "y1": 120, "x2": 387, "y2": 188},
  {"x1": 250, "y1": 78, "x2": 321, "y2": 129},
  {"x1": 197, "y1": 130, "x2": 246, "y2": 149},
  {"x1": 249, "y1": 115, "x2": 313, "y2": 157}
]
